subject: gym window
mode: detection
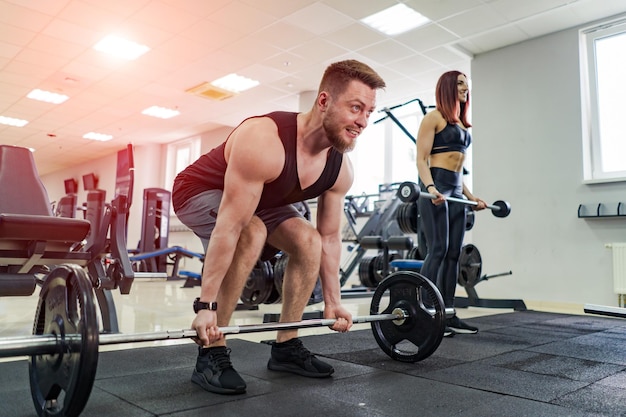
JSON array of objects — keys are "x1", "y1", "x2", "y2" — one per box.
[
  {"x1": 580, "y1": 16, "x2": 626, "y2": 182},
  {"x1": 164, "y1": 136, "x2": 200, "y2": 203}
]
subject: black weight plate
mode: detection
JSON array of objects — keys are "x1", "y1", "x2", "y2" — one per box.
[
  {"x1": 458, "y1": 244, "x2": 482, "y2": 288},
  {"x1": 358, "y1": 256, "x2": 377, "y2": 288},
  {"x1": 271, "y1": 253, "x2": 321, "y2": 305},
  {"x1": 30, "y1": 264, "x2": 99, "y2": 417},
  {"x1": 492, "y1": 200, "x2": 511, "y2": 218},
  {"x1": 370, "y1": 271, "x2": 445, "y2": 362},
  {"x1": 240, "y1": 260, "x2": 274, "y2": 307}
]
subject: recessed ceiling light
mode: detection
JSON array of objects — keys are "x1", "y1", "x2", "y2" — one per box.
[
  {"x1": 83, "y1": 132, "x2": 113, "y2": 142},
  {"x1": 27, "y1": 88, "x2": 69, "y2": 104},
  {"x1": 93, "y1": 35, "x2": 150, "y2": 60},
  {"x1": 211, "y1": 73, "x2": 259, "y2": 93},
  {"x1": 361, "y1": 4, "x2": 430, "y2": 36},
  {"x1": 0, "y1": 116, "x2": 29, "y2": 127},
  {"x1": 141, "y1": 106, "x2": 180, "y2": 119}
]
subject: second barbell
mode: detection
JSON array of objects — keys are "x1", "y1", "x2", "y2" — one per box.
[{"x1": 397, "y1": 181, "x2": 511, "y2": 218}]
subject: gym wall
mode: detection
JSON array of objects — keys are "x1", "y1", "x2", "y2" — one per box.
[{"x1": 470, "y1": 15, "x2": 626, "y2": 308}]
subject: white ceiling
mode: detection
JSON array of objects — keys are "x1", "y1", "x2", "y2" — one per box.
[{"x1": 2, "y1": 0, "x2": 625, "y2": 175}]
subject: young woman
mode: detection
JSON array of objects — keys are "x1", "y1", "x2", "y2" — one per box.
[{"x1": 416, "y1": 71, "x2": 486, "y2": 336}]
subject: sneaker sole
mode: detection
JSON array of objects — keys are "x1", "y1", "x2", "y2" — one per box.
[
  {"x1": 267, "y1": 359, "x2": 334, "y2": 378},
  {"x1": 191, "y1": 370, "x2": 246, "y2": 395}
]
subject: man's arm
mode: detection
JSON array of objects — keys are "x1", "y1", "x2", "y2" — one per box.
[
  {"x1": 316, "y1": 156, "x2": 354, "y2": 329},
  {"x1": 194, "y1": 117, "x2": 284, "y2": 344}
]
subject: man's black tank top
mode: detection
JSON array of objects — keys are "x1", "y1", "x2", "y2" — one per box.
[{"x1": 172, "y1": 111, "x2": 343, "y2": 212}]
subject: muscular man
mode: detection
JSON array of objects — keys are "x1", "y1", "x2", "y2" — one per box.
[{"x1": 172, "y1": 60, "x2": 386, "y2": 394}]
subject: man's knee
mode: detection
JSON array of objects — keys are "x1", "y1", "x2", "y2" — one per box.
[
  {"x1": 286, "y1": 225, "x2": 322, "y2": 259},
  {"x1": 239, "y1": 217, "x2": 268, "y2": 253}
]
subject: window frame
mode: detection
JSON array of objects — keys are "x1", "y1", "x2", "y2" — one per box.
[{"x1": 580, "y1": 16, "x2": 626, "y2": 183}]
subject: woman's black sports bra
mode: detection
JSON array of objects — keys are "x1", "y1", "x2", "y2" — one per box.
[{"x1": 430, "y1": 123, "x2": 471, "y2": 154}]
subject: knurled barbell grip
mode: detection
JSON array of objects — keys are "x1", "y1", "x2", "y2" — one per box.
[{"x1": 419, "y1": 191, "x2": 501, "y2": 211}]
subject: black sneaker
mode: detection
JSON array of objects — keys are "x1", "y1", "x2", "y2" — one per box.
[
  {"x1": 267, "y1": 338, "x2": 334, "y2": 378},
  {"x1": 447, "y1": 316, "x2": 478, "y2": 334},
  {"x1": 192, "y1": 346, "x2": 246, "y2": 395},
  {"x1": 444, "y1": 326, "x2": 455, "y2": 337}
]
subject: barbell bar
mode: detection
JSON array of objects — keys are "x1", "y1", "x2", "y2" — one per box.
[
  {"x1": 397, "y1": 181, "x2": 511, "y2": 218},
  {"x1": 0, "y1": 307, "x2": 457, "y2": 359}
]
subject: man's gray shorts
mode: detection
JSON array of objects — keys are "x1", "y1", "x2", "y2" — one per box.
[{"x1": 174, "y1": 190, "x2": 305, "y2": 252}]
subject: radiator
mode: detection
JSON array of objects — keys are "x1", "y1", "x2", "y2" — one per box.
[{"x1": 606, "y1": 243, "x2": 626, "y2": 294}]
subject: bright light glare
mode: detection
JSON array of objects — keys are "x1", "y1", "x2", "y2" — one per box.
[{"x1": 93, "y1": 35, "x2": 150, "y2": 60}]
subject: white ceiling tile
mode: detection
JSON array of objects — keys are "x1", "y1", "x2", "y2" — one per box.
[
  {"x1": 489, "y1": 0, "x2": 574, "y2": 21},
  {"x1": 405, "y1": 0, "x2": 484, "y2": 21},
  {"x1": 283, "y1": 2, "x2": 354, "y2": 36},
  {"x1": 0, "y1": 23, "x2": 37, "y2": 47},
  {"x1": 15, "y1": 48, "x2": 69, "y2": 72},
  {"x1": 357, "y1": 40, "x2": 418, "y2": 65},
  {"x1": 159, "y1": 0, "x2": 231, "y2": 16},
  {"x1": 4, "y1": 0, "x2": 72, "y2": 15},
  {"x1": 41, "y1": 17, "x2": 99, "y2": 47},
  {"x1": 4, "y1": 59, "x2": 56, "y2": 79},
  {"x1": 238, "y1": 64, "x2": 290, "y2": 85},
  {"x1": 516, "y1": 7, "x2": 581, "y2": 38},
  {"x1": 570, "y1": 0, "x2": 626, "y2": 24},
  {"x1": 439, "y1": 4, "x2": 509, "y2": 37},
  {"x1": 223, "y1": 36, "x2": 283, "y2": 66},
  {"x1": 0, "y1": 40, "x2": 22, "y2": 59},
  {"x1": 57, "y1": 1, "x2": 123, "y2": 31},
  {"x1": 0, "y1": 2, "x2": 55, "y2": 31},
  {"x1": 130, "y1": 0, "x2": 203, "y2": 34},
  {"x1": 320, "y1": 0, "x2": 398, "y2": 20},
  {"x1": 422, "y1": 46, "x2": 470, "y2": 67},
  {"x1": 180, "y1": 19, "x2": 244, "y2": 50},
  {"x1": 466, "y1": 24, "x2": 530, "y2": 52},
  {"x1": 79, "y1": 0, "x2": 149, "y2": 18},
  {"x1": 253, "y1": 21, "x2": 316, "y2": 51},
  {"x1": 207, "y1": 1, "x2": 277, "y2": 33},
  {"x1": 289, "y1": 38, "x2": 350, "y2": 63},
  {"x1": 240, "y1": 0, "x2": 318, "y2": 18},
  {"x1": 323, "y1": 23, "x2": 387, "y2": 52},
  {"x1": 395, "y1": 23, "x2": 460, "y2": 53},
  {"x1": 391, "y1": 53, "x2": 442, "y2": 77},
  {"x1": 27, "y1": 34, "x2": 86, "y2": 59},
  {"x1": 261, "y1": 52, "x2": 311, "y2": 75}
]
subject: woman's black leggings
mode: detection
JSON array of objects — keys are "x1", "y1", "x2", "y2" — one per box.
[{"x1": 418, "y1": 167, "x2": 466, "y2": 308}]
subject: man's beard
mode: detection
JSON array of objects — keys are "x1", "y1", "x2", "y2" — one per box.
[{"x1": 322, "y1": 112, "x2": 356, "y2": 153}]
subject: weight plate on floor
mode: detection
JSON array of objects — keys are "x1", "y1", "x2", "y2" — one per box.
[
  {"x1": 358, "y1": 256, "x2": 377, "y2": 288},
  {"x1": 30, "y1": 264, "x2": 99, "y2": 417},
  {"x1": 240, "y1": 260, "x2": 274, "y2": 307},
  {"x1": 272, "y1": 253, "x2": 322, "y2": 305},
  {"x1": 458, "y1": 244, "x2": 482, "y2": 288},
  {"x1": 370, "y1": 271, "x2": 445, "y2": 362}
]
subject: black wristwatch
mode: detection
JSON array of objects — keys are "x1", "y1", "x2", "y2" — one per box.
[{"x1": 193, "y1": 297, "x2": 218, "y2": 313}]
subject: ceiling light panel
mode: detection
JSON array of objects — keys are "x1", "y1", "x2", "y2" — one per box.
[
  {"x1": 83, "y1": 132, "x2": 113, "y2": 141},
  {"x1": 141, "y1": 106, "x2": 180, "y2": 119},
  {"x1": 0, "y1": 116, "x2": 29, "y2": 127},
  {"x1": 93, "y1": 35, "x2": 151, "y2": 60},
  {"x1": 27, "y1": 88, "x2": 69, "y2": 104},
  {"x1": 361, "y1": 4, "x2": 430, "y2": 36},
  {"x1": 210, "y1": 73, "x2": 260, "y2": 93}
]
